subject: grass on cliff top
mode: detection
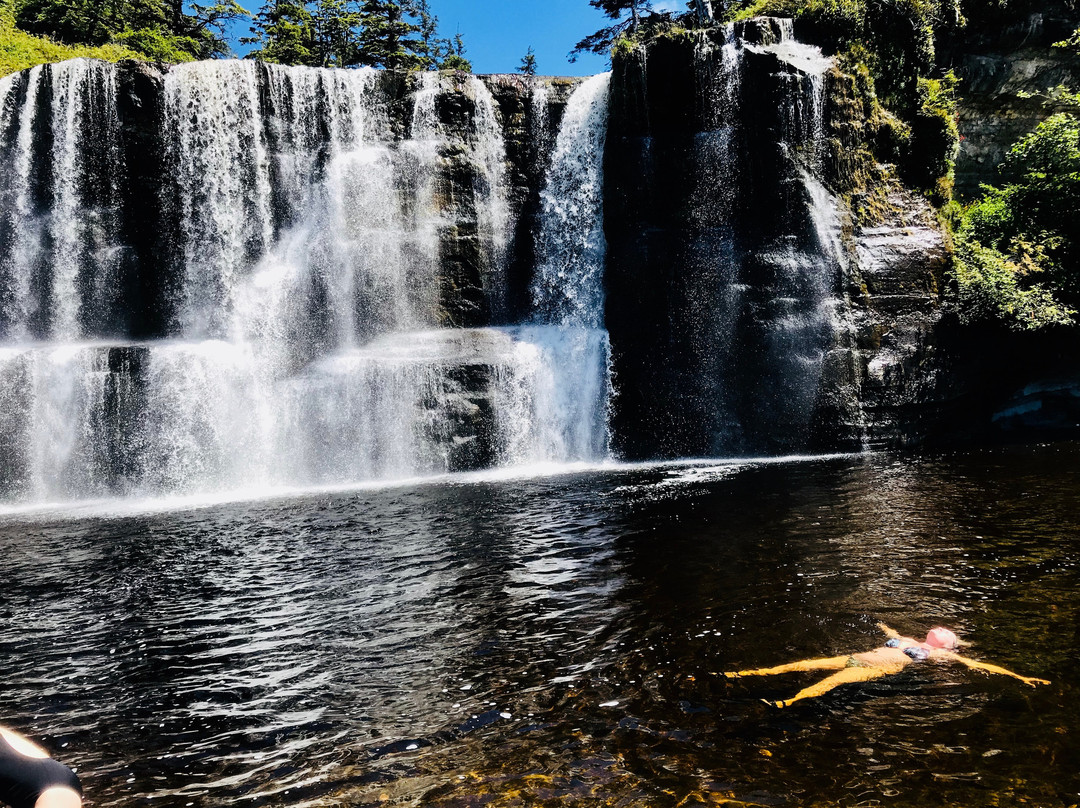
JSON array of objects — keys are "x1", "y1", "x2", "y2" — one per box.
[
  {"x1": 1, "y1": 0, "x2": 147, "y2": 78},
  {"x1": 727, "y1": 0, "x2": 803, "y2": 22}
]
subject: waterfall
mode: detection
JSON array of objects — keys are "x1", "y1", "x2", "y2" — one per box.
[
  {"x1": 500, "y1": 73, "x2": 614, "y2": 464},
  {"x1": 0, "y1": 67, "x2": 42, "y2": 343},
  {"x1": 0, "y1": 60, "x2": 615, "y2": 506},
  {"x1": 689, "y1": 28, "x2": 746, "y2": 449},
  {"x1": 739, "y1": 24, "x2": 842, "y2": 450},
  {"x1": 760, "y1": 23, "x2": 830, "y2": 168},
  {"x1": 0, "y1": 20, "x2": 854, "y2": 504},
  {"x1": 531, "y1": 73, "x2": 610, "y2": 328},
  {"x1": 529, "y1": 81, "x2": 551, "y2": 169},
  {"x1": 471, "y1": 77, "x2": 511, "y2": 315},
  {"x1": 0, "y1": 60, "x2": 125, "y2": 342},
  {"x1": 163, "y1": 61, "x2": 273, "y2": 339},
  {"x1": 602, "y1": 19, "x2": 847, "y2": 458}
]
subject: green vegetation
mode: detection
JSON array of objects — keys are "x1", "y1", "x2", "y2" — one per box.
[
  {"x1": 245, "y1": 0, "x2": 473, "y2": 69},
  {"x1": 1, "y1": 0, "x2": 149, "y2": 76},
  {"x1": 725, "y1": 0, "x2": 966, "y2": 108},
  {"x1": 2, "y1": 0, "x2": 470, "y2": 75},
  {"x1": 13, "y1": 0, "x2": 248, "y2": 61},
  {"x1": 518, "y1": 45, "x2": 537, "y2": 76},
  {"x1": 571, "y1": 0, "x2": 652, "y2": 61},
  {"x1": 953, "y1": 113, "x2": 1080, "y2": 329},
  {"x1": 242, "y1": 0, "x2": 469, "y2": 69},
  {"x1": 717, "y1": 0, "x2": 969, "y2": 198},
  {"x1": 355, "y1": 0, "x2": 428, "y2": 69}
]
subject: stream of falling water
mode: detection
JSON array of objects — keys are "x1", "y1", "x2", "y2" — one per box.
[{"x1": 0, "y1": 61, "x2": 615, "y2": 505}]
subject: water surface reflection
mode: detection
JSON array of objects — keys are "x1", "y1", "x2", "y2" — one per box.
[{"x1": 1, "y1": 446, "x2": 1077, "y2": 806}]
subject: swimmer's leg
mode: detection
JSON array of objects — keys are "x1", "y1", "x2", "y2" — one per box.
[
  {"x1": 37, "y1": 786, "x2": 82, "y2": 808},
  {"x1": 770, "y1": 664, "x2": 904, "y2": 708},
  {"x1": 723, "y1": 656, "x2": 849, "y2": 678}
]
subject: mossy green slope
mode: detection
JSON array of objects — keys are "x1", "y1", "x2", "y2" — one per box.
[{"x1": 1, "y1": 0, "x2": 149, "y2": 77}]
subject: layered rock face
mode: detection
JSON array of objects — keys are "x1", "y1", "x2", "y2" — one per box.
[
  {"x1": 941, "y1": 2, "x2": 1080, "y2": 198},
  {"x1": 603, "y1": 19, "x2": 1080, "y2": 454}
]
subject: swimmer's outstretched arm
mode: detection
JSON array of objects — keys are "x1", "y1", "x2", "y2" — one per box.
[
  {"x1": 944, "y1": 652, "x2": 1050, "y2": 687},
  {"x1": 722, "y1": 656, "x2": 849, "y2": 678},
  {"x1": 876, "y1": 622, "x2": 901, "y2": 639}
]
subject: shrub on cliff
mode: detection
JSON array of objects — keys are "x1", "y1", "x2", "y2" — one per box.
[
  {"x1": 903, "y1": 71, "x2": 960, "y2": 201},
  {"x1": 953, "y1": 113, "x2": 1080, "y2": 328},
  {"x1": 953, "y1": 236, "x2": 1075, "y2": 329},
  {"x1": 10, "y1": 0, "x2": 247, "y2": 63},
  {"x1": 726, "y1": 0, "x2": 960, "y2": 108}
]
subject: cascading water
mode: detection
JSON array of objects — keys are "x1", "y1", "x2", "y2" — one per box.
[
  {"x1": 531, "y1": 73, "x2": 610, "y2": 329},
  {"x1": 743, "y1": 23, "x2": 843, "y2": 448},
  {"x1": 0, "y1": 59, "x2": 615, "y2": 506},
  {"x1": 0, "y1": 60, "x2": 125, "y2": 342},
  {"x1": 501, "y1": 72, "x2": 613, "y2": 464},
  {"x1": 164, "y1": 60, "x2": 274, "y2": 340},
  {"x1": 0, "y1": 20, "x2": 855, "y2": 505}
]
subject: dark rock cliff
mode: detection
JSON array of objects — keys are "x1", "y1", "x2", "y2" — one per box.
[
  {"x1": 602, "y1": 19, "x2": 1080, "y2": 455},
  {"x1": 941, "y1": 2, "x2": 1080, "y2": 198},
  {"x1": 603, "y1": 23, "x2": 951, "y2": 457}
]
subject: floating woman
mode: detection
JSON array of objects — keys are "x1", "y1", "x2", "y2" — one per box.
[{"x1": 722, "y1": 623, "x2": 1050, "y2": 708}]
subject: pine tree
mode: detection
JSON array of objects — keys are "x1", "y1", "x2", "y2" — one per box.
[
  {"x1": 182, "y1": 0, "x2": 250, "y2": 57},
  {"x1": 405, "y1": 0, "x2": 439, "y2": 68},
  {"x1": 569, "y1": 0, "x2": 654, "y2": 61},
  {"x1": 435, "y1": 31, "x2": 470, "y2": 71},
  {"x1": 242, "y1": 0, "x2": 317, "y2": 64},
  {"x1": 310, "y1": 0, "x2": 362, "y2": 66},
  {"x1": 517, "y1": 45, "x2": 537, "y2": 76},
  {"x1": 355, "y1": 0, "x2": 426, "y2": 69}
]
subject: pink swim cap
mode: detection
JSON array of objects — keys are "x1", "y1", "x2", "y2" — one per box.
[{"x1": 924, "y1": 627, "x2": 958, "y2": 649}]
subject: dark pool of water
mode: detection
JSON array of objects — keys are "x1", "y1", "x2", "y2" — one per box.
[{"x1": 2, "y1": 444, "x2": 1078, "y2": 807}]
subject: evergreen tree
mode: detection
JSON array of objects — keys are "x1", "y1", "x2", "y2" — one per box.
[
  {"x1": 570, "y1": 0, "x2": 654, "y2": 61},
  {"x1": 406, "y1": 0, "x2": 439, "y2": 67},
  {"x1": 241, "y1": 0, "x2": 317, "y2": 64},
  {"x1": 355, "y1": 0, "x2": 426, "y2": 69},
  {"x1": 311, "y1": 0, "x2": 362, "y2": 66},
  {"x1": 517, "y1": 45, "x2": 537, "y2": 76},
  {"x1": 435, "y1": 30, "x2": 470, "y2": 71},
  {"x1": 180, "y1": 0, "x2": 250, "y2": 57},
  {"x1": 242, "y1": 0, "x2": 460, "y2": 69}
]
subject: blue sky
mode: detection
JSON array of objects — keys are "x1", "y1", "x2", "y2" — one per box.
[
  {"x1": 230, "y1": 1, "x2": 686, "y2": 77},
  {"x1": 430, "y1": 0, "x2": 612, "y2": 76}
]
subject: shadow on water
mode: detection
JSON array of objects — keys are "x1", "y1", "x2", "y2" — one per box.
[{"x1": 1, "y1": 444, "x2": 1079, "y2": 806}]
